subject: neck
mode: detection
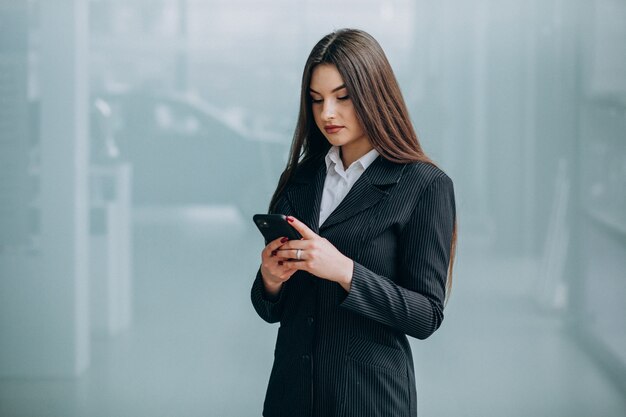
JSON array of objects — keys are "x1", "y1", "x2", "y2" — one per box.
[{"x1": 340, "y1": 140, "x2": 373, "y2": 169}]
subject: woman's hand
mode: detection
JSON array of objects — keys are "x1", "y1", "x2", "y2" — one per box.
[
  {"x1": 260, "y1": 236, "x2": 298, "y2": 297},
  {"x1": 276, "y1": 216, "x2": 354, "y2": 292}
]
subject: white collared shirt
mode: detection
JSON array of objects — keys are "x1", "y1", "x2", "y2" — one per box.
[{"x1": 319, "y1": 146, "x2": 380, "y2": 227}]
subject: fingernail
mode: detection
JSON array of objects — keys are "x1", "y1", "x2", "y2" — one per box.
[
  {"x1": 278, "y1": 261, "x2": 283, "y2": 266},
  {"x1": 287, "y1": 216, "x2": 294, "y2": 222},
  {"x1": 271, "y1": 250, "x2": 277, "y2": 257},
  {"x1": 280, "y1": 237, "x2": 289, "y2": 243}
]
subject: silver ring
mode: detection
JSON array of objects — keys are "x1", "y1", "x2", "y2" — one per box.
[{"x1": 296, "y1": 249, "x2": 302, "y2": 260}]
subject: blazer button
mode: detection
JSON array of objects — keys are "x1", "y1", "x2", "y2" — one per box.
[
  {"x1": 307, "y1": 316, "x2": 315, "y2": 326},
  {"x1": 302, "y1": 354, "x2": 310, "y2": 361}
]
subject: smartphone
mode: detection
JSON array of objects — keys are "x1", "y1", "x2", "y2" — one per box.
[{"x1": 253, "y1": 214, "x2": 302, "y2": 244}]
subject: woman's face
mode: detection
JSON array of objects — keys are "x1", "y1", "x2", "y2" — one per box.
[{"x1": 309, "y1": 64, "x2": 370, "y2": 153}]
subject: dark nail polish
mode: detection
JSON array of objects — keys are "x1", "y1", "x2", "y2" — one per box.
[
  {"x1": 287, "y1": 216, "x2": 294, "y2": 222},
  {"x1": 271, "y1": 250, "x2": 277, "y2": 256},
  {"x1": 280, "y1": 237, "x2": 289, "y2": 243},
  {"x1": 278, "y1": 261, "x2": 283, "y2": 266}
]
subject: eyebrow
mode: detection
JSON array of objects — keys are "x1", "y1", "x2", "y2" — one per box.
[{"x1": 309, "y1": 84, "x2": 346, "y2": 94}]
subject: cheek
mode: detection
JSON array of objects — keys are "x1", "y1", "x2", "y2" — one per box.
[
  {"x1": 346, "y1": 111, "x2": 361, "y2": 132},
  {"x1": 344, "y1": 105, "x2": 359, "y2": 126}
]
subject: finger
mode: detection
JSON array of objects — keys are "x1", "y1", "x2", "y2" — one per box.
[
  {"x1": 282, "y1": 259, "x2": 309, "y2": 271},
  {"x1": 268, "y1": 260, "x2": 292, "y2": 275},
  {"x1": 264, "y1": 236, "x2": 290, "y2": 256},
  {"x1": 277, "y1": 239, "x2": 307, "y2": 250},
  {"x1": 279, "y1": 268, "x2": 296, "y2": 280},
  {"x1": 286, "y1": 216, "x2": 317, "y2": 240},
  {"x1": 262, "y1": 257, "x2": 284, "y2": 272},
  {"x1": 274, "y1": 249, "x2": 305, "y2": 261}
]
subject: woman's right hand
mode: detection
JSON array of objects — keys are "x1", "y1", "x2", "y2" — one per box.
[{"x1": 260, "y1": 237, "x2": 298, "y2": 297}]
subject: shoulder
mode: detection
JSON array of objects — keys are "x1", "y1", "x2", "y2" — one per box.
[
  {"x1": 399, "y1": 161, "x2": 453, "y2": 195},
  {"x1": 395, "y1": 161, "x2": 455, "y2": 230}
]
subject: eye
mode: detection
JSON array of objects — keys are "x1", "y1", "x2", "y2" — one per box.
[
  {"x1": 310, "y1": 97, "x2": 323, "y2": 104},
  {"x1": 338, "y1": 95, "x2": 350, "y2": 101}
]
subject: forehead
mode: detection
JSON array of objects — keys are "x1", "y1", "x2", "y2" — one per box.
[{"x1": 310, "y1": 64, "x2": 345, "y2": 91}]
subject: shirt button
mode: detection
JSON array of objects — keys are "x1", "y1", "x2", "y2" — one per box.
[
  {"x1": 307, "y1": 316, "x2": 315, "y2": 326},
  {"x1": 302, "y1": 354, "x2": 310, "y2": 361}
]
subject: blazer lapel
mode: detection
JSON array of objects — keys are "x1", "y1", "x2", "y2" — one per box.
[
  {"x1": 285, "y1": 158, "x2": 326, "y2": 234},
  {"x1": 320, "y1": 156, "x2": 405, "y2": 231}
]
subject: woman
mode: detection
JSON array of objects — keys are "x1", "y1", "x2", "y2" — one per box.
[{"x1": 251, "y1": 28, "x2": 457, "y2": 417}]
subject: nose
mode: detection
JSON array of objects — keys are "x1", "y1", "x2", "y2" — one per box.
[{"x1": 321, "y1": 101, "x2": 336, "y2": 121}]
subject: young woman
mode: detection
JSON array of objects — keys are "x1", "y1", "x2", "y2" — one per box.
[{"x1": 251, "y1": 28, "x2": 457, "y2": 417}]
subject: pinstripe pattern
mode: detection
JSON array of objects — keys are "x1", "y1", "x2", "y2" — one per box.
[{"x1": 251, "y1": 155, "x2": 455, "y2": 417}]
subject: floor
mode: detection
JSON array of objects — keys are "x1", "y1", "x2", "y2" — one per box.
[{"x1": 0, "y1": 206, "x2": 625, "y2": 417}]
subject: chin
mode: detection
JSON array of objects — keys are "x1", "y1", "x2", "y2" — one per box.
[{"x1": 325, "y1": 136, "x2": 348, "y2": 147}]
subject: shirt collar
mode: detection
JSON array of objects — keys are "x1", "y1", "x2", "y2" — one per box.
[{"x1": 324, "y1": 146, "x2": 380, "y2": 175}]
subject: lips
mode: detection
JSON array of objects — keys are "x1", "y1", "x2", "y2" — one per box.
[{"x1": 324, "y1": 125, "x2": 344, "y2": 134}]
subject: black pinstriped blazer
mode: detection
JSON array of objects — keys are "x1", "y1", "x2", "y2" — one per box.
[{"x1": 251, "y1": 154, "x2": 455, "y2": 417}]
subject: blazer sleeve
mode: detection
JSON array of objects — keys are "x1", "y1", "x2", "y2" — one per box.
[
  {"x1": 250, "y1": 267, "x2": 288, "y2": 323},
  {"x1": 340, "y1": 174, "x2": 455, "y2": 340}
]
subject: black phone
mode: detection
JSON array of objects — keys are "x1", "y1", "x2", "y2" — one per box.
[{"x1": 253, "y1": 214, "x2": 302, "y2": 244}]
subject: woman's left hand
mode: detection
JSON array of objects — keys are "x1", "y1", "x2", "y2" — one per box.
[{"x1": 276, "y1": 216, "x2": 354, "y2": 292}]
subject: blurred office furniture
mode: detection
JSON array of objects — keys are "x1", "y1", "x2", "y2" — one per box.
[
  {"x1": 535, "y1": 159, "x2": 570, "y2": 311},
  {"x1": 88, "y1": 1, "x2": 292, "y2": 218},
  {"x1": 576, "y1": 100, "x2": 626, "y2": 393},
  {"x1": 88, "y1": 94, "x2": 133, "y2": 337},
  {"x1": 93, "y1": 89, "x2": 285, "y2": 217},
  {"x1": 0, "y1": 0, "x2": 91, "y2": 377},
  {"x1": 90, "y1": 163, "x2": 133, "y2": 337},
  {"x1": 0, "y1": 2, "x2": 30, "y2": 246},
  {"x1": 573, "y1": 0, "x2": 626, "y2": 394}
]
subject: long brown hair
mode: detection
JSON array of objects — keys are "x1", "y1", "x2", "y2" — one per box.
[{"x1": 269, "y1": 28, "x2": 457, "y2": 300}]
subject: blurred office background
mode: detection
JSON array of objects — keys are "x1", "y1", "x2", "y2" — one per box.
[{"x1": 1, "y1": 0, "x2": 625, "y2": 416}]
